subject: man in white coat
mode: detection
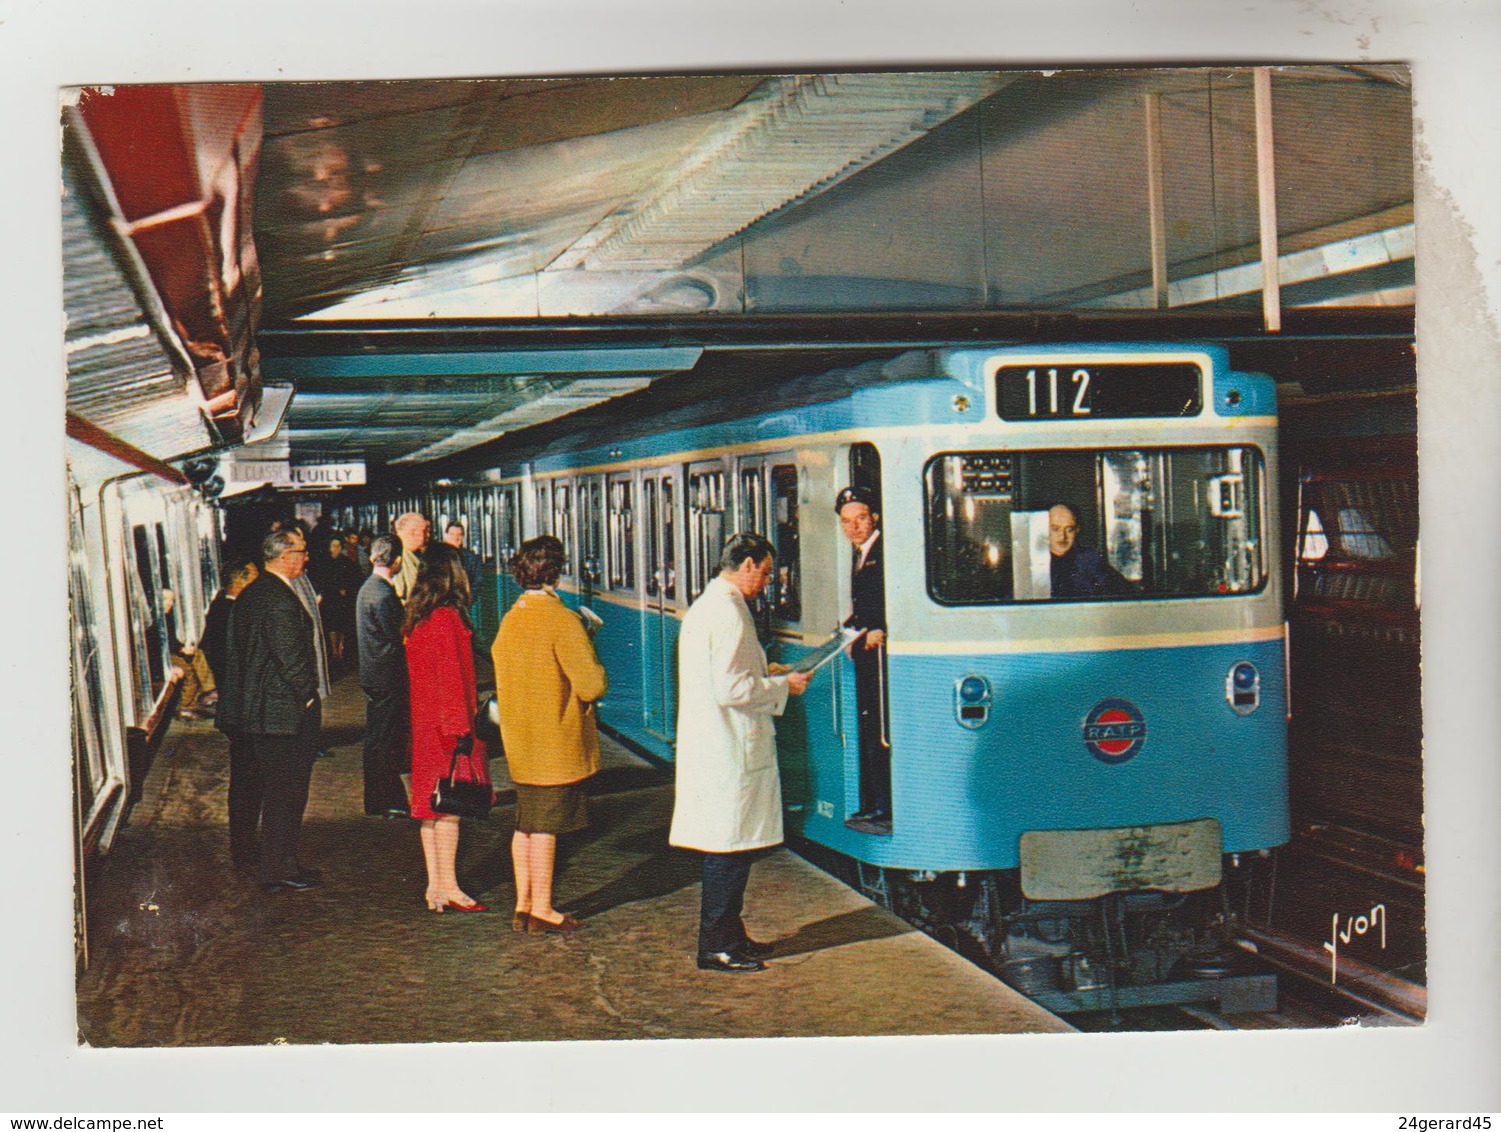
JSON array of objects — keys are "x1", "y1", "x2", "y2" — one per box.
[{"x1": 670, "y1": 533, "x2": 810, "y2": 972}]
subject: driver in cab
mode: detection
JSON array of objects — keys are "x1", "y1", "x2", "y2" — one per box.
[{"x1": 1048, "y1": 504, "x2": 1132, "y2": 599}]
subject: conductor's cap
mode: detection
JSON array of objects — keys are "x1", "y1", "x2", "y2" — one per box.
[{"x1": 834, "y1": 485, "x2": 878, "y2": 514}]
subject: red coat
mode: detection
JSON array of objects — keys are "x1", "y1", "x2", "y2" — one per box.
[{"x1": 406, "y1": 605, "x2": 489, "y2": 820}]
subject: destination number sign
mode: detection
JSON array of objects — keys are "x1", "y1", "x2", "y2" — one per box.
[{"x1": 995, "y1": 361, "x2": 1202, "y2": 420}]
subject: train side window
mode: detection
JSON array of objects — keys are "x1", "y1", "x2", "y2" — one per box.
[
  {"x1": 644, "y1": 479, "x2": 661, "y2": 598},
  {"x1": 643, "y1": 474, "x2": 679, "y2": 602},
  {"x1": 1333, "y1": 506, "x2": 1394, "y2": 560},
  {"x1": 197, "y1": 506, "x2": 218, "y2": 605},
  {"x1": 552, "y1": 482, "x2": 573, "y2": 573},
  {"x1": 662, "y1": 475, "x2": 677, "y2": 601},
  {"x1": 1298, "y1": 510, "x2": 1329, "y2": 562},
  {"x1": 580, "y1": 478, "x2": 604, "y2": 583},
  {"x1": 498, "y1": 487, "x2": 519, "y2": 560},
  {"x1": 1294, "y1": 475, "x2": 1416, "y2": 611},
  {"x1": 739, "y1": 465, "x2": 766, "y2": 534},
  {"x1": 687, "y1": 467, "x2": 724, "y2": 602},
  {"x1": 69, "y1": 493, "x2": 110, "y2": 816},
  {"x1": 608, "y1": 476, "x2": 636, "y2": 591},
  {"x1": 769, "y1": 464, "x2": 801, "y2": 623},
  {"x1": 535, "y1": 482, "x2": 552, "y2": 538},
  {"x1": 131, "y1": 524, "x2": 167, "y2": 690}
]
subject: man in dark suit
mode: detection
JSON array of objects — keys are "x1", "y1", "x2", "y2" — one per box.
[
  {"x1": 442, "y1": 521, "x2": 485, "y2": 630},
  {"x1": 201, "y1": 557, "x2": 260, "y2": 871},
  {"x1": 1048, "y1": 504, "x2": 1133, "y2": 599},
  {"x1": 836, "y1": 485, "x2": 891, "y2": 833},
  {"x1": 214, "y1": 528, "x2": 324, "y2": 893},
  {"x1": 356, "y1": 534, "x2": 411, "y2": 818}
]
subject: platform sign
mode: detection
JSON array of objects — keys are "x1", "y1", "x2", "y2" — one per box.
[
  {"x1": 225, "y1": 458, "x2": 292, "y2": 486},
  {"x1": 290, "y1": 461, "x2": 367, "y2": 487}
]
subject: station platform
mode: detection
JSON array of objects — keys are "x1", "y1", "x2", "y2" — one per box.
[{"x1": 77, "y1": 668, "x2": 1071, "y2": 1046}]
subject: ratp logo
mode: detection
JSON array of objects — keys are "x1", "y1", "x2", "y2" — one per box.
[{"x1": 1083, "y1": 698, "x2": 1147, "y2": 764}]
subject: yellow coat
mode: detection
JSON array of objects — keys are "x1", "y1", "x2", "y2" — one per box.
[{"x1": 492, "y1": 589, "x2": 608, "y2": 786}]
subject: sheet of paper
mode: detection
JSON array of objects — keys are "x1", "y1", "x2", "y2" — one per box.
[{"x1": 788, "y1": 627, "x2": 866, "y2": 674}]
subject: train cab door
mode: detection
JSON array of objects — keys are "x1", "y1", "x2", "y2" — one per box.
[
  {"x1": 641, "y1": 469, "x2": 681, "y2": 742},
  {"x1": 844, "y1": 442, "x2": 892, "y2": 830}
]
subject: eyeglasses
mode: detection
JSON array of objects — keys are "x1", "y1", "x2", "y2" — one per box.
[{"x1": 284, "y1": 549, "x2": 310, "y2": 558}]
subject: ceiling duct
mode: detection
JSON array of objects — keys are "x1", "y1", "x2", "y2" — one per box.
[
  {"x1": 550, "y1": 72, "x2": 1010, "y2": 275},
  {"x1": 390, "y1": 376, "x2": 656, "y2": 464}
]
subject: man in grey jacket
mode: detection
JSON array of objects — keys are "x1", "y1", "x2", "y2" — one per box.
[{"x1": 356, "y1": 534, "x2": 411, "y2": 818}]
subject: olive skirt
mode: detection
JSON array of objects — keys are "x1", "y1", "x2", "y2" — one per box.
[{"x1": 514, "y1": 781, "x2": 589, "y2": 835}]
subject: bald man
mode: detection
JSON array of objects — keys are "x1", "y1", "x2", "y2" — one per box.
[
  {"x1": 391, "y1": 512, "x2": 431, "y2": 603},
  {"x1": 1048, "y1": 505, "x2": 1131, "y2": 599}
]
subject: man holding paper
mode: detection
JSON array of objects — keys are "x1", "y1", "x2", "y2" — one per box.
[
  {"x1": 669, "y1": 533, "x2": 810, "y2": 973},
  {"x1": 836, "y1": 485, "x2": 891, "y2": 833}
]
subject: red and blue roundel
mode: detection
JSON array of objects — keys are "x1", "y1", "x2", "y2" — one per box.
[{"x1": 1083, "y1": 698, "x2": 1147, "y2": 764}]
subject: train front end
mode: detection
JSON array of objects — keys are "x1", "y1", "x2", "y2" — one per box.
[
  {"x1": 817, "y1": 344, "x2": 1290, "y2": 1011},
  {"x1": 801, "y1": 347, "x2": 1286, "y2": 989}
]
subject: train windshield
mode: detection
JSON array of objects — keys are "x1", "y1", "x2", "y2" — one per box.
[{"x1": 925, "y1": 446, "x2": 1268, "y2": 604}]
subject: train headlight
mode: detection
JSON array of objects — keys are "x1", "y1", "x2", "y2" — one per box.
[
  {"x1": 955, "y1": 674, "x2": 992, "y2": 729},
  {"x1": 1226, "y1": 661, "x2": 1261, "y2": 714}
]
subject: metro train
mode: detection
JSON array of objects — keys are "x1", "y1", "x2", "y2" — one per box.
[
  {"x1": 69, "y1": 457, "x2": 224, "y2": 962},
  {"x1": 335, "y1": 341, "x2": 1290, "y2": 1013}
]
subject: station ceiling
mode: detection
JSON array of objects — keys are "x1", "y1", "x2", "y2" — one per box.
[{"x1": 244, "y1": 66, "x2": 1414, "y2": 479}]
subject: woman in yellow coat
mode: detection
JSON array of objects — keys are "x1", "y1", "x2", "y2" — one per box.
[{"x1": 492, "y1": 535, "x2": 608, "y2": 935}]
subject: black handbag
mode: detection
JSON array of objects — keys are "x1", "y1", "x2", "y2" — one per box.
[{"x1": 431, "y1": 738, "x2": 492, "y2": 819}]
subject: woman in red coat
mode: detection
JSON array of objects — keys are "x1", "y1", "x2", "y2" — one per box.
[{"x1": 404, "y1": 542, "x2": 491, "y2": 912}]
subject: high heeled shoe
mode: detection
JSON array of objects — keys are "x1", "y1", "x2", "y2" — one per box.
[
  {"x1": 512, "y1": 911, "x2": 530, "y2": 932},
  {"x1": 442, "y1": 899, "x2": 490, "y2": 913}
]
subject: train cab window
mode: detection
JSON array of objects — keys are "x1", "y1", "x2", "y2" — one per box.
[
  {"x1": 607, "y1": 477, "x2": 636, "y2": 591},
  {"x1": 925, "y1": 446, "x2": 1268, "y2": 604},
  {"x1": 687, "y1": 467, "x2": 725, "y2": 601}
]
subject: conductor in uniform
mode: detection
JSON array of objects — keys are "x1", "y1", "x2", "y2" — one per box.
[
  {"x1": 669, "y1": 533, "x2": 810, "y2": 972},
  {"x1": 836, "y1": 486, "x2": 890, "y2": 832},
  {"x1": 215, "y1": 528, "x2": 324, "y2": 893}
]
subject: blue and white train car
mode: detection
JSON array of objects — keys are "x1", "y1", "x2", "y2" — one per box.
[{"x1": 393, "y1": 342, "x2": 1289, "y2": 1009}]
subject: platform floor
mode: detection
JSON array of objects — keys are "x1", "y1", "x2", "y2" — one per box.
[{"x1": 77, "y1": 668, "x2": 1071, "y2": 1046}]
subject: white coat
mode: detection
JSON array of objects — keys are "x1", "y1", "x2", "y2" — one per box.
[{"x1": 668, "y1": 575, "x2": 791, "y2": 853}]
